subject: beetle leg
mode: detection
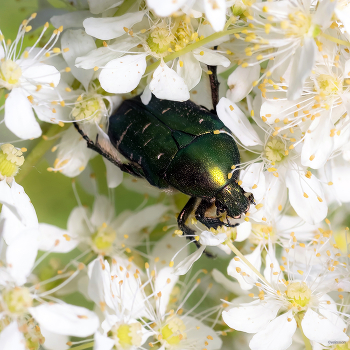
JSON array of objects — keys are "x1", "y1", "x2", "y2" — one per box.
[
  {"x1": 73, "y1": 122, "x2": 141, "y2": 177},
  {"x1": 195, "y1": 199, "x2": 226, "y2": 230},
  {"x1": 195, "y1": 199, "x2": 239, "y2": 229},
  {"x1": 207, "y1": 46, "x2": 219, "y2": 113},
  {"x1": 177, "y1": 197, "x2": 198, "y2": 238},
  {"x1": 177, "y1": 197, "x2": 216, "y2": 259}
]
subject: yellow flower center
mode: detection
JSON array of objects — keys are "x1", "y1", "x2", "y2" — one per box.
[
  {"x1": 20, "y1": 318, "x2": 46, "y2": 350},
  {"x1": 286, "y1": 282, "x2": 311, "y2": 307},
  {"x1": 0, "y1": 59, "x2": 22, "y2": 88},
  {"x1": 161, "y1": 317, "x2": 187, "y2": 347},
  {"x1": 173, "y1": 18, "x2": 194, "y2": 52},
  {"x1": 249, "y1": 224, "x2": 274, "y2": 245},
  {"x1": 91, "y1": 223, "x2": 116, "y2": 254},
  {"x1": 110, "y1": 323, "x2": 142, "y2": 349},
  {"x1": 147, "y1": 27, "x2": 175, "y2": 54},
  {"x1": 0, "y1": 143, "x2": 24, "y2": 178},
  {"x1": 71, "y1": 96, "x2": 105, "y2": 123},
  {"x1": 265, "y1": 138, "x2": 285, "y2": 163},
  {"x1": 315, "y1": 74, "x2": 341, "y2": 98},
  {"x1": 2, "y1": 287, "x2": 33, "y2": 315},
  {"x1": 334, "y1": 341, "x2": 350, "y2": 350}
]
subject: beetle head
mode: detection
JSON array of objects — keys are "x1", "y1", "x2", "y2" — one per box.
[{"x1": 215, "y1": 182, "x2": 255, "y2": 219}]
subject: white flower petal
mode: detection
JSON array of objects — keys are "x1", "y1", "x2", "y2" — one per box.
[
  {"x1": 67, "y1": 206, "x2": 92, "y2": 238},
  {"x1": 184, "y1": 316, "x2": 222, "y2": 350},
  {"x1": 0, "y1": 181, "x2": 38, "y2": 244},
  {"x1": 88, "y1": 0, "x2": 123, "y2": 14},
  {"x1": 174, "y1": 245, "x2": 205, "y2": 275},
  {"x1": 51, "y1": 10, "x2": 93, "y2": 29},
  {"x1": 260, "y1": 99, "x2": 303, "y2": 125},
  {"x1": 90, "y1": 195, "x2": 115, "y2": 228},
  {"x1": 249, "y1": 310, "x2": 296, "y2": 350},
  {"x1": 30, "y1": 303, "x2": 99, "y2": 337},
  {"x1": 146, "y1": 0, "x2": 187, "y2": 16},
  {"x1": 226, "y1": 65, "x2": 260, "y2": 103},
  {"x1": 152, "y1": 233, "x2": 190, "y2": 268},
  {"x1": 141, "y1": 84, "x2": 152, "y2": 105},
  {"x1": 155, "y1": 267, "x2": 179, "y2": 315},
  {"x1": 103, "y1": 157, "x2": 123, "y2": 189},
  {"x1": 263, "y1": 245, "x2": 281, "y2": 285},
  {"x1": 6, "y1": 229, "x2": 38, "y2": 286},
  {"x1": 200, "y1": 231, "x2": 227, "y2": 246},
  {"x1": 61, "y1": 29, "x2": 96, "y2": 91},
  {"x1": 227, "y1": 245, "x2": 261, "y2": 290},
  {"x1": 176, "y1": 53, "x2": 202, "y2": 91},
  {"x1": 222, "y1": 299, "x2": 281, "y2": 333},
  {"x1": 193, "y1": 47, "x2": 230, "y2": 67},
  {"x1": 217, "y1": 97, "x2": 262, "y2": 146},
  {"x1": 76, "y1": 35, "x2": 139, "y2": 69},
  {"x1": 38, "y1": 223, "x2": 79, "y2": 253},
  {"x1": 83, "y1": 11, "x2": 145, "y2": 40},
  {"x1": 150, "y1": 63, "x2": 190, "y2": 102},
  {"x1": 240, "y1": 162, "x2": 266, "y2": 203},
  {"x1": 0, "y1": 322, "x2": 26, "y2": 350},
  {"x1": 40, "y1": 327, "x2": 69, "y2": 350},
  {"x1": 331, "y1": 155, "x2": 350, "y2": 203},
  {"x1": 285, "y1": 162, "x2": 327, "y2": 224},
  {"x1": 302, "y1": 308, "x2": 349, "y2": 346},
  {"x1": 21, "y1": 61, "x2": 60, "y2": 87},
  {"x1": 336, "y1": 7, "x2": 350, "y2": 36},
  {"x1": 118, "y1": 204, "x2": 168, "y2": 237},
  {"x1": 203, "y1": 0, "x2": 226, "y2": 32},
  {"x1": 0, "y1": 205, "x2": 24, "y2": 245},
  {"x1": 212, "y1": 269, "x2": 248, "y2": 295},
  {"x1": 99, "y1": 54, "x2": 147, "y2": 93},
  {"x1": 94, "y1": 331, "x2": 115, "y2": 350},
  {"x1": 5, "y1": 88, "x2": 42, "y2": 139},
  {"x1": 313, "y1": 0, "x2": 337, "y2": 28},
  {"x1": 287, "y1": 37, "x2": 317, "y2": 100},
  {"x1": 88, "y1": 259, "x2": 114, "y2": 310},
  {"x1": 318, "y1": 294, "x2": 347, "y2": 330},
  {"x1": 301, "y1": 112, "x2": 334, "y2": 169},
  {"x1": 236, "y1": 221, "x2": 252, "y2": 242}
]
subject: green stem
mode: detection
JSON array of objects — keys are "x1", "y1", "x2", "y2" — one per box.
[
  {"x1": 16, "y1": 123, "x2": 69, "y2": 183},
  {"x1": 226, "y1": 241, "x2": 272, "y2": 287},
  {"x1": 295, "y1": 313, "x2": 312, "y2": 350},
  {"x1": 321, "y1": 33, "x2": 350, "y2": 47},
  {"x1": 113, "y1": 0, "x2": 138, "y2": 16},
  {"x1": 69, "y1": 341, "x2": 94, "y2": 350},
  {"x1": 144, "y1": 27, "x2": 247, "y2": 75}
]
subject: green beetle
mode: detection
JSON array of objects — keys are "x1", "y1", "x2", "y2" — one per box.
[{"x1": 75, "y1": 95, "x2": 255, "y2": 252}]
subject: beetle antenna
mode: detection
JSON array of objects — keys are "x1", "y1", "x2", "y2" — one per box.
[{"x1": 207, "y1": 45, "x2": 219, "y2": 114}]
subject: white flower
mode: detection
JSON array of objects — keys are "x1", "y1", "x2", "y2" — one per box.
[
  {"x1": 146, "y1": 0, "x2": 228, "y2": 32},
  {"x1": 0, "y1": 16, "x2": 62, "y2": 139},
  {"x1": 228, "y1": 0, "x2": 337, "y2": 100},
  {"x1": 260, "y1": 42, "x2": 350, "y2": 170},
  {"x1": 0, "y1": 234, "x2": 99, "y2": 349},
  {"x1": 77, "y1": 16, "x2": 230, "y2": 101},
  {"x1": 222, "y1": 247, "x2": 349, "y2": 350},
  {"x1": 0, "y1": 144, "x2": 39, "y2": 246},
  {"x1": 142, "y1": 266, "x2": 223, "y2": 350},
  {"x1": 216, "y1": 97, "x2": 328, "y2": 224},
  {"x1": 38, "y1": 195, "x2": 168, "y2": 257}
]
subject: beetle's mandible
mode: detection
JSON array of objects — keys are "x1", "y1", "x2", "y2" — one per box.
[{"x1": 74, "y1": 94, "x2": 255, "y2": 255}]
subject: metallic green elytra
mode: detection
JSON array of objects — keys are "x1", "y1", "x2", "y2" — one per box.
[{"x1": 106, "y1": 95, "x2": 255, "y2": 249}]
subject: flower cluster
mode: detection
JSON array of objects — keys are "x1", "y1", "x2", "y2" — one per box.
[{"x1": 1, "y1": 0, "x2": 350, "y2": 350}]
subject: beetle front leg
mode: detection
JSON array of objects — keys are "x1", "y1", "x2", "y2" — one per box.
[
  {"x1": 177, "y1": 198, "x2": 216, "y2": 258},
  {"x1": 177, "y1": 197, "x2": 198, "y2": 238},
  {"x1": 195, "y1": 199, "x2": 239, "y2": 230}
]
